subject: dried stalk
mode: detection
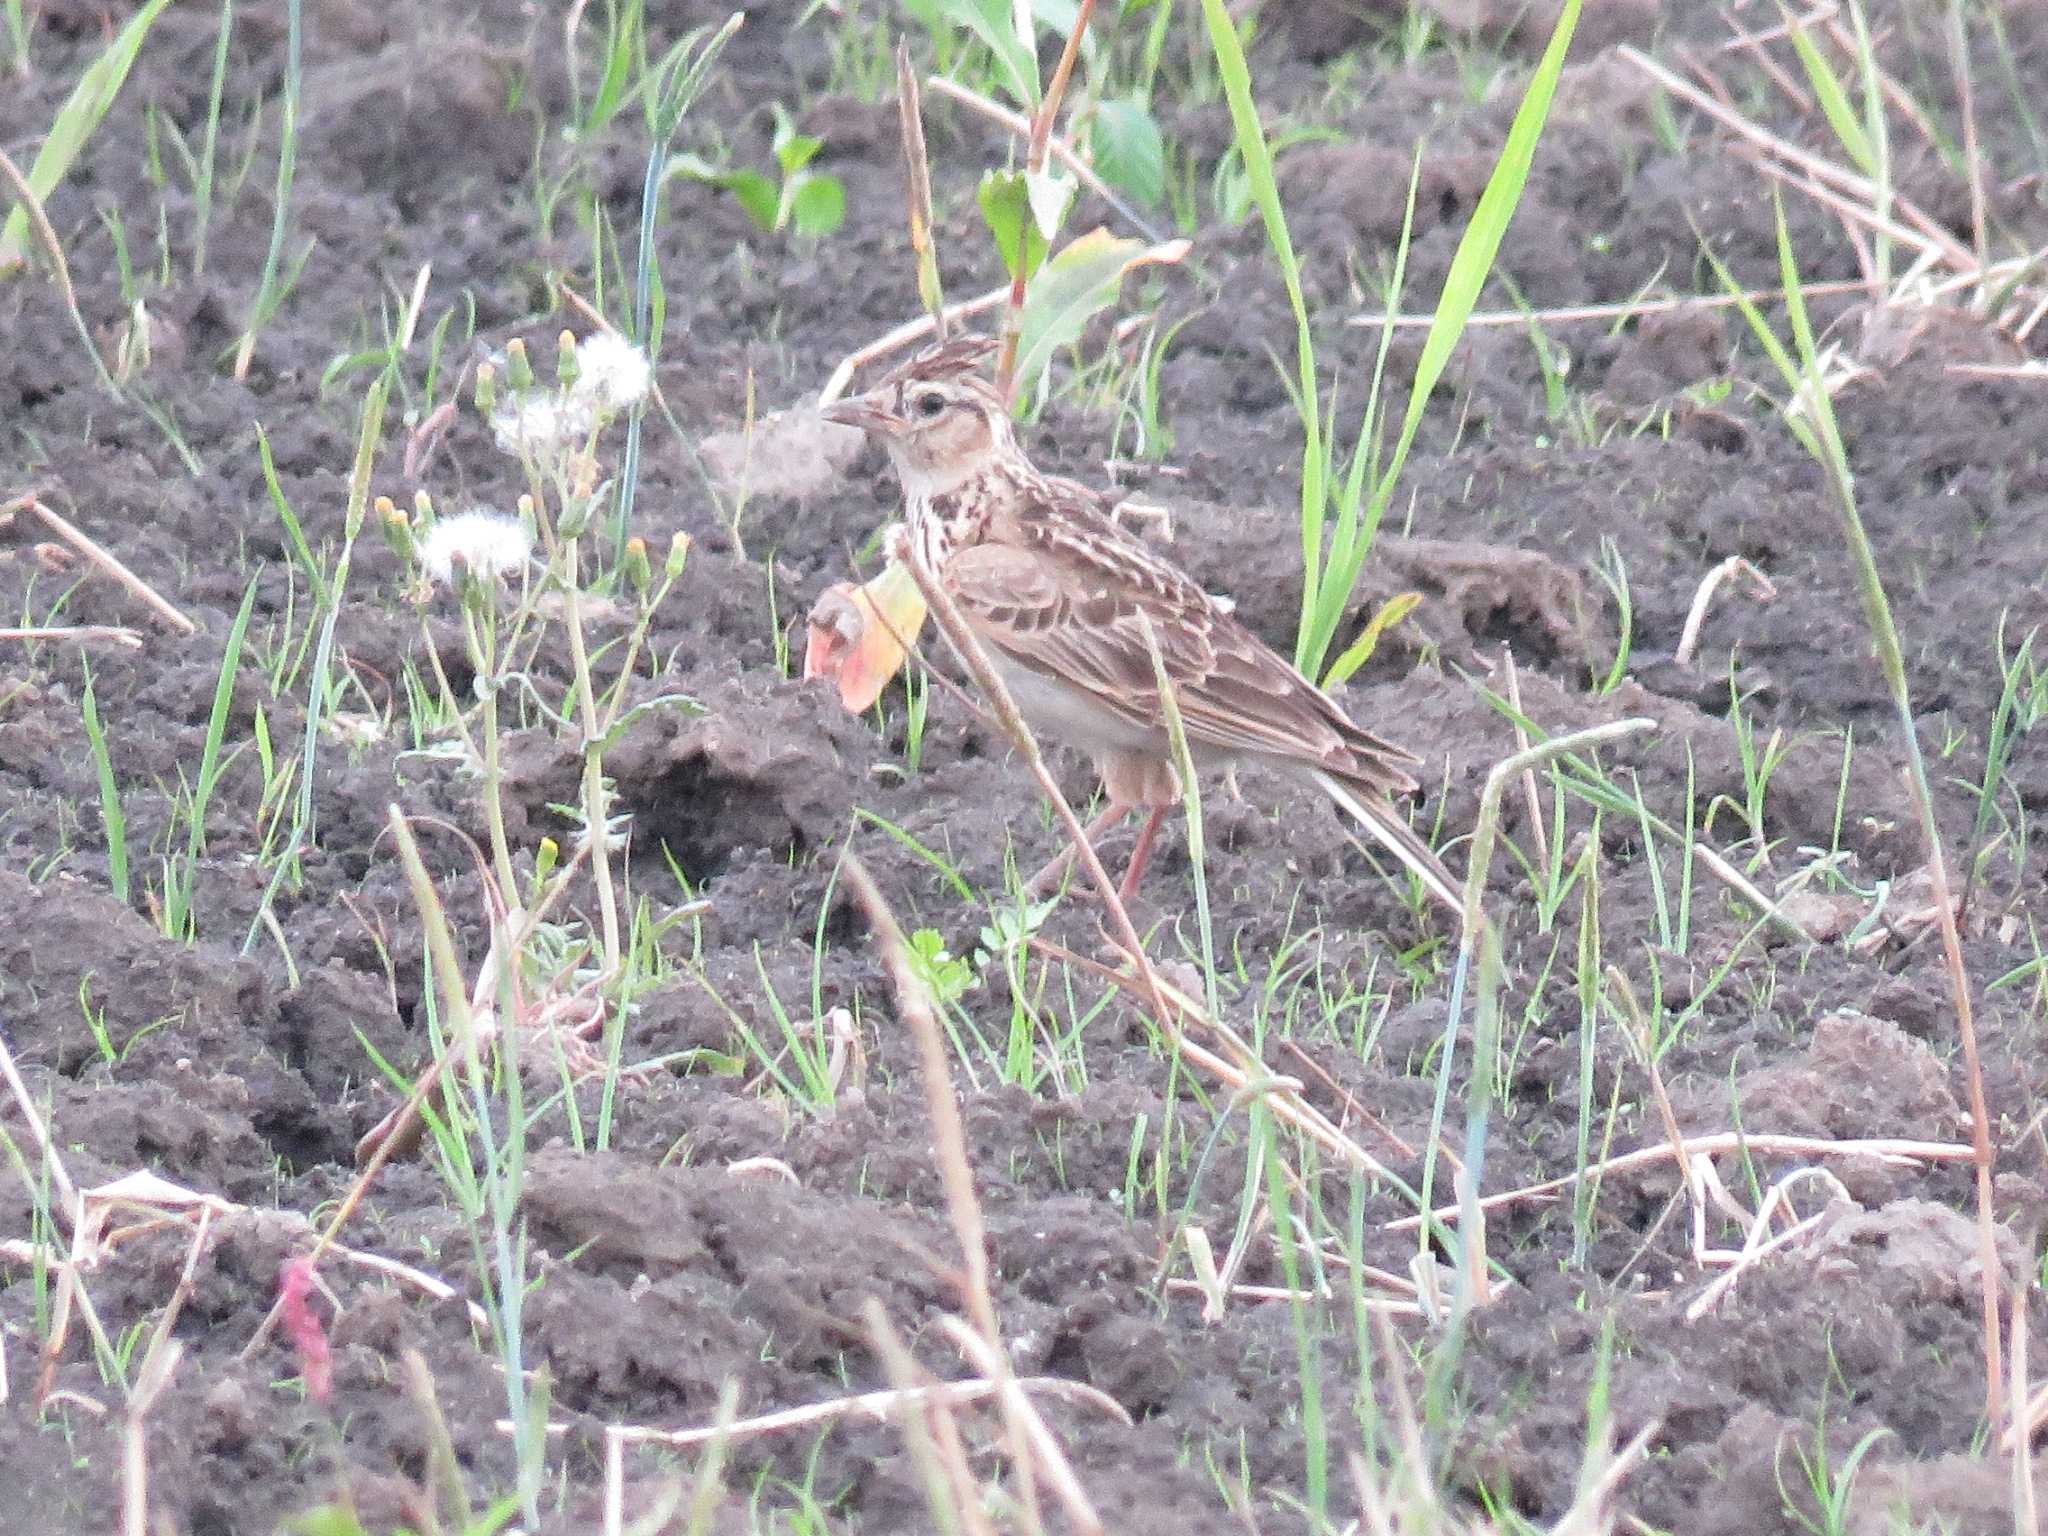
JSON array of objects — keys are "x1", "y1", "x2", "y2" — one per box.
[
  {"x1": 839, "y1": 852, "x2": 1048, "y2": 1533},
  {"x1": 1674, "y1": 555, "x2": 1776, "y2": 666},
  {"x1": 1387, "y1": 1130, "x2": 1976, "y2": 1233},
  {"x1": 513, "y1": 1373, "x2": 1129, "y2": 1449},
  {"x1": 28, "y1": 497, "x2": 196, "y2": 634}
]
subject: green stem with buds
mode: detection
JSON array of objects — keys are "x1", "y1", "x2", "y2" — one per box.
[
  {"x1": 558, "y1": 538, "x2": 621, "y2": 974},
  {"x1": 465, "y1": 602, "x2": 519, "y2": 905}
]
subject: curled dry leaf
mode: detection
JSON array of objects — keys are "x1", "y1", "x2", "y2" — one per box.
[{"x1": 804, "y1": 558, "x2": 929, "y2": 711}]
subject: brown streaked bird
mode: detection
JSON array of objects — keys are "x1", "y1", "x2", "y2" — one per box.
[{"x1": 822, "y1": 335, "x2": 1461, "y2": 913}]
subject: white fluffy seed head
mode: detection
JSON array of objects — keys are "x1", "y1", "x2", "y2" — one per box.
[
  {"x1": 490, "y1": 391, "x2": 597, "y2": 459},
  {"x1": 418, "y1": 509, "x2": 534, "y2": 587},
  {"x1": 571, "y1": 331, "x2": 652, "y2": 414}
]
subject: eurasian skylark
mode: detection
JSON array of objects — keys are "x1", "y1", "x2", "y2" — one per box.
[{"x1": 823, "y1": 335, "x2": 1460, "y2": 912}]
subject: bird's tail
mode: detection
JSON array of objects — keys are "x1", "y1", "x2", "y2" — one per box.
[{"x1": 1310, "y1": 769, "x2": 1464, "y2": 916}]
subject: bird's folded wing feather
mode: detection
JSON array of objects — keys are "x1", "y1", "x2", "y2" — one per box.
[{"x1": 940, "y1": 498, "x2": 1418, "y2": 793}]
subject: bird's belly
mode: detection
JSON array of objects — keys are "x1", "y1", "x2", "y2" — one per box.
[{"x1": 991, "y1": 656, "x2": 1160, "y2": 756}]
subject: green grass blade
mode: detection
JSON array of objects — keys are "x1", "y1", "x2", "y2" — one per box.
[
  {"x1": 1301, "y1": 0, "x2": 1580, "y2": 684},
  {"x1": 233, "y1": 0, "x2": 300, "y2": 373},
  {"x1": 0, "y1": 0, "x2": 174, "y2": 274},
  {"x1": 186, "y1": 577, "x2": 260, "y2": 874},
  {"x1": 1777, "y1": 3, "x2": 1873, "y2": 173},
  {"x1": 192, "y1": 0, "x2": 233, "y2": 277},
  {"x1": 80, "y1": 663, "x2": 128, "y2": 903},
  {"x1": 1197, "y1": 0, "x2": 1326, "y2": 668}
]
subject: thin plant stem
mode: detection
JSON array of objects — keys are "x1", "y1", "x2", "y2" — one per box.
[
  {"x1": 1708, "y1": 192, "x2": 2004, "y2": 1421},
  {"x1": 994, "y1": 0, "x2": 1098, "y2": 401},
  {"x1": 470, "y1": 604, "x2": 518, "y2": 904},
  {"x1": 559, "y1": 539, "x2": 621, "y2": 973}
]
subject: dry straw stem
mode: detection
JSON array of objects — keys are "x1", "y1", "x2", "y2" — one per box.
[
  {"x1": 1674, "y1": 555, "x2": 1776, "y2": 667},
  {"x1": 0, "y1": 1016, "x2": 80, "y2": 1215},
  {"x1": 0, "y1": 624, "x2": 143, "y2": 648},
  {"x1": 1689, "y1": 839, "x2": 1815, "y2": 945},
  {"x1": 994, "y1": 0, "x2": 1100, "y2": 400},
  {"x1": 1031, "y1": 938, "x2": 1406, "y2": 1183},
  {"x1": 897, "y1": 43, "x2": 945, "y2": 331},
  {"x1": 1386, "y1": 1130, "x2": 1976, "y2": 1234},
  {"x1": 1348, "y1": 278, "x2": 1878, "y2": 331},
  {"x1": 1682, "y1": 1165, "x2": 1852, "y2": 1321},
  {"x1": 1602, "y1": 965, "x2": 1696, "y2": 1196},
  {"x1": 2012, "y1": 1288, "x2": 2040, "y2": 1525},
  {"x1": 838, "y1": 851, "x2": 1055, "y2": 1535},
  {"x1": 0, "y1": 146, "x2": 117, "y2": 392},
  {"x1": 121, "y1": 1338, "x2": 181, "y2": 1536},
  {"x1": 28, "y1": 495, "x2": 197, "y2": 634},
  {"x1": 508, "y1": 1369, "x2": 1130, "y2": 1450},
  {"x1": 1617, "y1": 46, "x2": 1975, "y2": 273},
  {"x1": 941, "y1": 1315, "x2": 1105, "y2": 1535},
  {"x1": 893, "y1": 538, "x2": 1179, "y2": 1028},
  {"x1": 1164, "y1": 1277, "x2": 1424, "y2": 1317},
  {"x1": 866, "y1": 1302, "x2": 996, "y2": 1536},
  {"x1": 600, "y1": 1388, "x2": 724, "y2": 1536}
]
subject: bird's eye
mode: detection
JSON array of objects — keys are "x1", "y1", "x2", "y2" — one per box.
[{"x1": 913, "y1": 390, "x2": 947, "y2": 419}]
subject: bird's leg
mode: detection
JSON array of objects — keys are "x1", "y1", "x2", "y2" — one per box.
[
  {"x1": 1024, "y1": 802, "x2": 1131, "y2": 899},
  {"x1": 1116, "y1": 804, "x2": 1172, "y2": 902}
]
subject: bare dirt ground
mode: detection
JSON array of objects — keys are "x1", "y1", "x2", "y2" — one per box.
[{"x1": 1, "y1": 1, "x2": 2044, "y2": 1532}]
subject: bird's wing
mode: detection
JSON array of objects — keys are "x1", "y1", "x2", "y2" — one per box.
[{"x1": 941, "y1": 483, "x2": 1419, "y2": 795}]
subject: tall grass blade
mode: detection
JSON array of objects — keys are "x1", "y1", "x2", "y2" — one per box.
[
  {"x1": 1197, "y1": 0, "x2": 1326, "y2": 664},
  {"x1": 233, "y1": 0, "x2": 300, "y2": 377},
  {"x1": 1300, "y1": 0, "x2": 1582, "y2": 680},
  {"x1": 80, "y1": 664, "x2": 129, "y2": 903},
  {"x1": 612, "y1": 13, "x2": 741, "y2": 564},
  {"x1": 1709, "y1": 190, "x2": 2003, "y2": 1421},
  {"x1": 0, "y1": 0, "x2": 173, "y2": 275}
]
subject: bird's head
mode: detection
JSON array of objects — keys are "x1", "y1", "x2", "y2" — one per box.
[{"x1": 821, "y1": 335, "x2": 1012, "y2": 495}]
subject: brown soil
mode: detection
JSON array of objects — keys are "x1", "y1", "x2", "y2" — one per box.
[{"x1": 2, "y1": 2, "x2": 2045, "y2": 1532}]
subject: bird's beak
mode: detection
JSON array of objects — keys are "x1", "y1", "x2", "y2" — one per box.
[{"x1": 820, "y1": 391, "x2": 905, "y2": 437}]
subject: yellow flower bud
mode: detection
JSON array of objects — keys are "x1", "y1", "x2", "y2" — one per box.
[{"x1": 505, "y1": 337, "x2": 534, "y2": 392}]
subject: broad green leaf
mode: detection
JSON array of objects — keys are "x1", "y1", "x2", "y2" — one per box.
[
  {"x1": 721, "y1": 169, "x2": 779, "y2": 231},
  {"x1": 1320, "y1": 592, "x2": 1423, "y2": 689},
  {"x1": 0, "y1": 0, "x2": 175, "y2": 274},
  {"x1": 788, "y1": 173, "x2": 846, "y2": 239},
  {"x1": 1090, "y1": 99, "x2": 1166, "y2": 206},
  {"x1": 1025, "y1": 165, "x2": 1077, "y2": 241},
  {"x1": 779, "y1": 134, "x2": 824, "y2": 174},
  {"x1": 977, "y1": 168, "x2": 1048, "y2": 281},
  {"x1": 932, "y1": 0, "x2": 1038, "y2": 106},
  {"x1": 771, "y1": 103, "x2": 825, "y2": 176},
  {"x1": 283, "y1": 1509, "x2": 370, "y2": 1536},
  {"x1": 1012, "y1": 227, "x2": 1190, "y2": 399}
]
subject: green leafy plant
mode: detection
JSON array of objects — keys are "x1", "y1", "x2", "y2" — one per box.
[
  {"x1": 907, "y1": 928, "x2": 976, "y2": 1006},
  {"x1": 672, "y1": 104, "x2": 846, "y2": 240},
  {"x1": 1198, "y1": 0, "x2": 1582, "y2": 686}
]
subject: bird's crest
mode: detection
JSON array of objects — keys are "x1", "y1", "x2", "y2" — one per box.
[{"x1": 886, "y1": 333, "x2": 1000, "y2": 389}]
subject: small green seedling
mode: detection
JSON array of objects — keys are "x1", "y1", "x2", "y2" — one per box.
[
  {"x1": 671, "y1": 104, "x2": 845, "y2": 239},
  {"x1": 907, "y1": 928, "x2": 976, "y2": 1006}
]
